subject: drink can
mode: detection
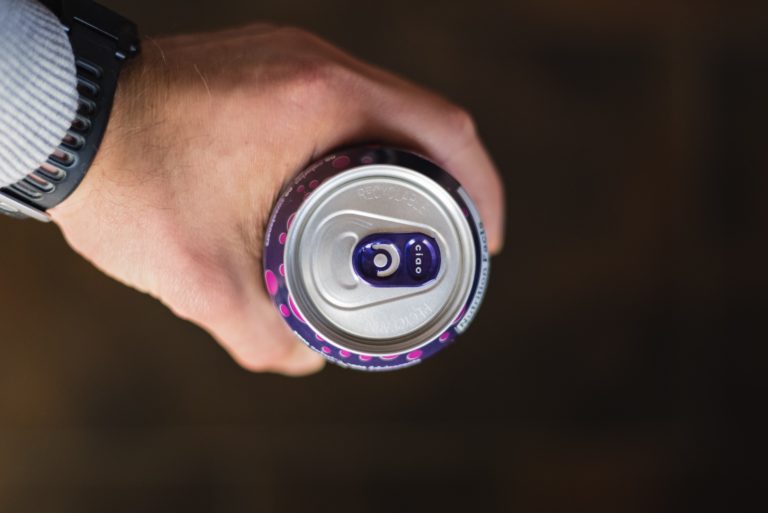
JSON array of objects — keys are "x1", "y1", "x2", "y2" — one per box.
[{"x1": 263, "y1": 147, "x2": 489, "y2": 371}]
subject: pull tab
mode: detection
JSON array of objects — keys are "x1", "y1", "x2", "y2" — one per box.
[
  {"x1": 353, "y1": 233, "x2": 441, "y2": 287},
  {"x1": 370, "y1": 243, "x2": 400, "y2": 277}
]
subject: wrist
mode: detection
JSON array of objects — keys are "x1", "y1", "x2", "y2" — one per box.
[{"x1": 51, "y1": 44, "x2": 151, "y2": 224}]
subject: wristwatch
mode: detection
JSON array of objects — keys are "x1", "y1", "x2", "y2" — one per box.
[{"x1": 0, "y1": 0, "x2": 139, "y2": 222}]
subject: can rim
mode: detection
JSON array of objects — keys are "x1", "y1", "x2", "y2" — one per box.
[{"x1": 284, "y1": 164, "x2": 476, "y2": 355}]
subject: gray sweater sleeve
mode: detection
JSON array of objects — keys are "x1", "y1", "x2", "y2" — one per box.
[{"x1": 0, "y1": 0, "x2": 78, "y2": 188}]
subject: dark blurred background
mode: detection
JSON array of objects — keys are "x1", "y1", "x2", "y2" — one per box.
[{"x1": 1, "y1": 0, "x2": 766, "y2": 511}]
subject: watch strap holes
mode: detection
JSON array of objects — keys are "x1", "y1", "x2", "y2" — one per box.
[
  {"x1": 70, "y1": 115, "x2": 91, "y2": 133},
  {"x1": 38, "y1": 163, "x2": 67, "y2": 181},
  {"x1": 50, "y1": 148, "x2": 76, "y2": 167},
  {"x1": 77, "y1": 97, "x2": 96, "y2": 115},
  {"x1": 75, "y1": 58, "x2": 103, "y2": 79},
  {"x1": 25, "y1": 174, "x2": 55, "y2": 193},
  {"x1": 62, "y1": 132, "x2": 85, "y2": 150},
  {"x1": 76, "y1": 77, "x2": 100, "y2": 99},
  {"x1": 10, "y1": 181, "x2": 43, "y2": 200}
]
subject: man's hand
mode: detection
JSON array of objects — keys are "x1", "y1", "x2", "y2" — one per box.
[{"x1": 50, "y1": 25, "x2": 505, "y2": 376}]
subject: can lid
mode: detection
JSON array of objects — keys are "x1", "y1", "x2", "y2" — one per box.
[{"x1": 285, "y1": 165, "x2": 476, "y2": 355}]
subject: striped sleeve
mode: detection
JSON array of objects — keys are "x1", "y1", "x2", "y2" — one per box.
[{"x1": 0, "y1": 0, "x2": 78, "y2": 188}]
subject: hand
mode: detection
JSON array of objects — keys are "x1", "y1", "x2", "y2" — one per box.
[{"x1": 50, "y1": 25, "x2": 505, "y2": 376}]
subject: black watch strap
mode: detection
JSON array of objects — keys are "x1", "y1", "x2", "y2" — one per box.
[{"x1": 0, "y1": 0, "x2": 139, "y2": 222}]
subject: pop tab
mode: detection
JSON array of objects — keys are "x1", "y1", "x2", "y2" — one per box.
[{"x1": 354, "y1": 232, "x2": 441, "y2": 287}]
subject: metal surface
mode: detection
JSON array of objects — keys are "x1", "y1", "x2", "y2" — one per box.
[
  {"x1": 0, "y1": 192, "x2": 51, "y2": 222},
  {"x1": 285, "y1": 165, "x2": 476, "y2": 355}
]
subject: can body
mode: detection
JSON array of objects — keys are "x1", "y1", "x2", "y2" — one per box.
[{"x1": 263, "y1": 147, "x2": 489, "y2": 371}]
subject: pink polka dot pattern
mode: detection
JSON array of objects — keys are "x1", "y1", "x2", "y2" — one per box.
[
  {"x1": 439, "y1": 331, "x2": 451, "y2": 342},
  {"x1": 287, "y1": 213, "x2": 296, "y2": 229},
  {"x1": 453, "y1": 306, "x2": 467, "y2": 324},
  {"x1": 380, "y1": 355, "x2": 398, "y2": 360},
  {"x1": 406, "y1": 350, "x2": 423, "y2": 361},
  {"x1": 321, "y1": 346, "x2": 332, "y2": 354},
  {"x1": 333, "y1": 156, "x2": 351, "y2": 168},
  {"x1": 279, "y1": 304, "x2": 290, "y2": 318},
  {"x1": 315, "y1": 333, "x2": 324, "y2": 342},
  {"x1": 297, "y1": 185, "x2": 305, "y2": 193},
  {"x1": 278, "y1": 232, "x2": 287, "y2": 244},
  {"x1": 359, "y1": 355, "x2": 372, "y2": 362},
  {"x1": 279, "y1": 263, "x2": 286, "y2": 276},
  {"x1": 288, "y1": 296, "x2": 305, "y2": 323},
  {"x1": 264, "y1": 270, "x2": 278, "y2": 295},
  {"x1": 339, "y1": 350, "x2": 351, "y2": 358},
  {"x1": 309, "y1": 179, "x2": 319, "y2": 189}
]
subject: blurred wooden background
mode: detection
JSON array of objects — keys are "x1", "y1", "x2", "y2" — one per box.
[{"x1": 1, "y1": 0, "x2": 766, "y2": 511}]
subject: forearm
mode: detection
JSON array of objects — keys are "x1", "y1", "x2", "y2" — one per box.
[{"x1": 0, "y1": 0, "x2": 78, "y2": 188}]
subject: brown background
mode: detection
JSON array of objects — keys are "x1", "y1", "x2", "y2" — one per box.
[{"x1": 1, "y1": 0, "x2": 766, "y2": 511}]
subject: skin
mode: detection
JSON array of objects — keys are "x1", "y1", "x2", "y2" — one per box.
[{"x1": 50, "y1": 25, "x2": 505, "y2": 376}]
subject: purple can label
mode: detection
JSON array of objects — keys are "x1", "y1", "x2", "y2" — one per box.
[{"x1": 263, "y1": 147, "x2": 489, "y2": 371}]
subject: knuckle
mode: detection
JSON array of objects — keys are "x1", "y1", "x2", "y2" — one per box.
[
  {"x1": 284, "y1": 57, "x2": 346, "y2": 102},
  {"x1": 273, "y1": 25, "x2": 310, "y2": 40},
  {"x1": 261, "y1": 27, "x2": 355, "y2": 107},
  {"x1": 270, "y1": 26, "x2": 328, "y2": 53},
  {"x1": 445, "y1": 105, "x2": 478, "y2": 144},
  {"x1": 273, "y1": 26, "x2": 327, "y2": 48}
]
